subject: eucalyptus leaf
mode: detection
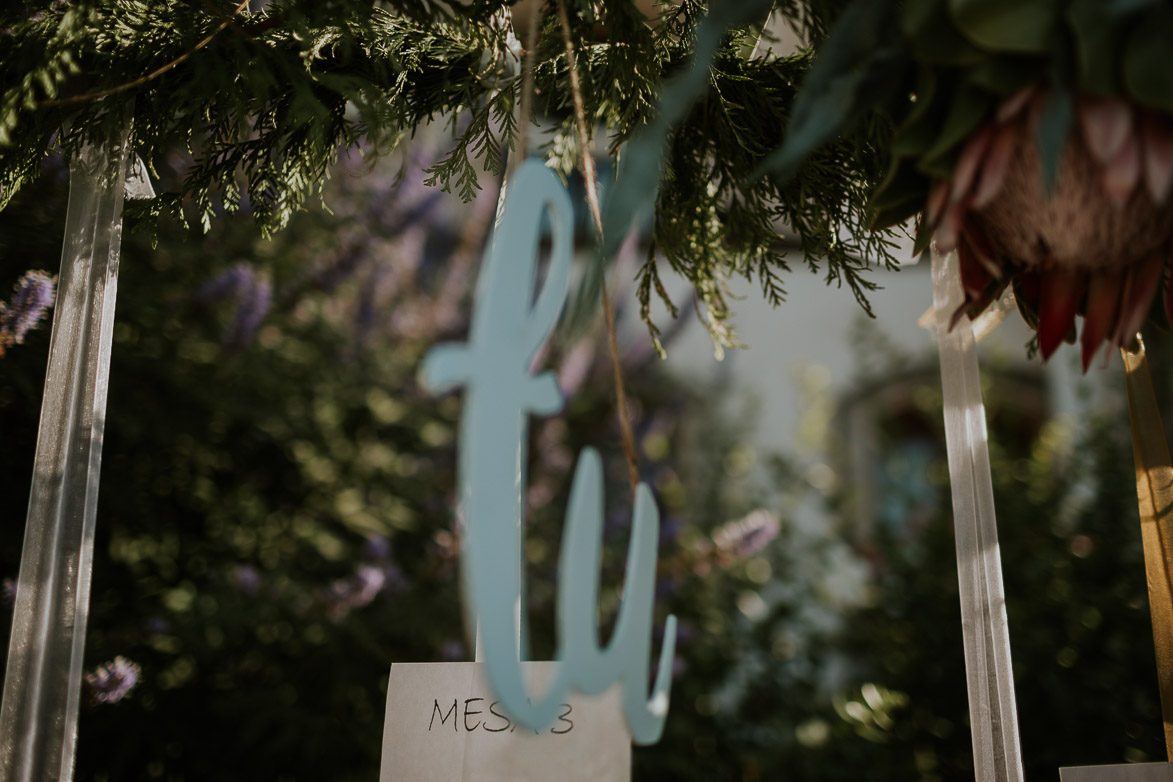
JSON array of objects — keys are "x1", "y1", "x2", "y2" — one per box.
[
  {"x1": 891, "y1": 68, "x2": 946, "y2": 158},
  {"x1": 917, "y1": 83, "x2": 992, "y2": 176},
  {"x1": 871, "y1": 195, "x2": 923, "y2": 233},
  {"x1": 967, "y1": 56, "x2": 1041, "y2": 97},
  {"x1": 902, "y1": 0, "x2": 988, "y2": 65},
  {"x1": 1122, "y1": 6, "x2": 1173, "y2": 113},
  {"x1": 869, "y1": 159, "x2": 929, "y2": 230},
  {"x1": 753, "y1": 0, "x2": 903, "y2": 182},
  {"x1": 1036, "y1": 86, "x2": 1073, "y2": 195},
  {"x1": 1108, "y1": 0, "x2": 1161, "y2": 15},
  {"x1": 948, "y1": 0, "x2": 1060, "y2": 53},
  {"x1": 599, "y1": 0, "x2": 776, "y2": 262},
  {"x1": 1067, "y1": 0, "x2": 1125, "y2": 96},
  {"x1": 913, "y1": 212, "x2": 935, "y2": 256}
]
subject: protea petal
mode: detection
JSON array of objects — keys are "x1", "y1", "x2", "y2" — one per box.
[
  {"x1": 1038, "y1": 266, "x2": 1087, "y2": 361},
  {"x1": 958, "y1": 233, "x2": 993, "y2": 298},
  {"x1": 1079, "y1": 96, "x2": 1133, "y2": 165},
  {"x1": 1141, "y1": 114, "x2": 1173, "y2": 205},
  {"x1": 1165, "y1": 250, "x2": 1173, "y2": 323},
  {"x1": 1080, "y1": 271, "x2": 1123, "y2": 372},
  {"x1": 996, "y1": 85, "x2": 1037, "y2": 124},
  {"x1": 1014, "y1": 271, "x2": 1042, "y2": 329},
  {"x1": 961, "y1": 220, "x2": 1002, "y2": 279},
  {"x1": 1102, "y1": 132, "x2": 1141, "y2": 209},
  {"x1": 952, "y1": 126, "x2": 994, "y2": 203},
  {"x1": 933, "y1": 200, "x2": 965, "y2": 253},
  {"x1": 926, "y1": 180, "x2": 949, "y2": 227},
  {"x1": 950, "y1": 282, "x2": 1005, "y2": 331},
  {"x1": 972, "y1": 124, "x2": 1016, "y2": 209},
  {"x1": 1112, "y1": 252, "x2": 1163, "y2": 349}
]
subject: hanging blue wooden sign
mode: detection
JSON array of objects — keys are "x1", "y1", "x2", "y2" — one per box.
[{"x1": 420, "y1": 159, "x2": 676, "y2": 745}]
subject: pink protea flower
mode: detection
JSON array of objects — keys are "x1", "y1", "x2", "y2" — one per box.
[{"x1": 929, "y1": 86, "x2": 1173, "y2": 369}]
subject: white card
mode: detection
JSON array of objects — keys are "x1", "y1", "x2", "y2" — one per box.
[
  {"x1": 1061, "y1": 762, "x2": 1173, "y2": 781},
  {"x1": 380, "y1": 662, "x2": 631, "y2": 782}
]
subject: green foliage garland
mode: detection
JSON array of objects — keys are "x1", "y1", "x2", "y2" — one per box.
[{"x1": 0, "y1": 0, "x2": 901, "y2": 350}]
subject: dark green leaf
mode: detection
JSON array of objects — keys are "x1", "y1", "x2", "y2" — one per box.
[
  {"x1": 753, "y1": 0, "x2": 903, "y2": 182},
  {"x1": 871, "y1": 191, "x2": 926, "y2": 232},
  {"x1": 966, "y1": 56, "x2": 1042, "y2": 96},
  {"x1": 913, "y1": 213, "x2": 934, "y2": 255},
  {"x1": 948, "y1": 0, "x2": 1060, "y2": 53},
  {"x1": 891, "y1": 68, "x2": 946, "y2": 158},
  {"x1": 917, "y1": 83, "x2": 992, "y2": 177},
  {"x1": 1108, "y1": 0, "x2": 1161, "y2": 15},
  {"x1": 869, "y1": 159, "x2": 929, "y2": 229},
  {"x1": 599, "y1": 0, "x2": 775, "y2": 261},
  {"x1": 1123, "y1": 6, "x2": 1173, "y2": 113},
  {"x1": 902, "y1": 0, "x2": 988, "y2": 65},
  {"x1": 1036, "y1": 86, "x2": 1073, "y2": 194},
  {"x1": 1067, "y1": 0, "x2": 1125, "y2": 96}
]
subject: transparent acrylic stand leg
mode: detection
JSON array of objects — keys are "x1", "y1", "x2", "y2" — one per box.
[
  {"x1": 931, "y1": 245, "x2": 1024, "y2": 782},
  {"x1": 0, "y1": 119, "x2": 133, "y2": 782}
]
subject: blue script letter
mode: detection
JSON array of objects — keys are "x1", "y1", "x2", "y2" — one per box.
[{"x1": 420, "y1": 160, "x2": 675, "y2": 744}]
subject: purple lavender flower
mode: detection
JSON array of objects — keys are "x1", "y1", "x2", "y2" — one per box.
[
  {"x1": 655, "y1": 575, "x2": 680, "y2": 600},
  {"x1": 322, "y1": 564, "x2": 388, "y2": 621},
  {"x1": 84, "y1": 656, "x2": 141, "y2": 705},
  {"x1": 351, "y1": 565, "x2": 386, "y2": 603},
  {"x1": 440, "y1": 641, "x2": 465, "y2": 661},
  {"x1": 229, "y1": 564, "x2": 263, "y2": 596},
  {"x1": 557, "y1": 340, "x2": 596, "y2": 398},
  {"x1": 0, "y1": 270, "x2": 56, "y2": 355},
  {"x1": 711, "y1": 510, "x2": 781, "y2": 562},
  {"x1": 383, "y1": 563, "x2": 410, "y2": 594},
  {"x1": 195, "y1": 263, "x2": 253, "y2": 303},
  {"x1": 224, "y1": 274, "x2": 271, "y2": 350},
  {"x1": 142, "y1": 616, "x2": 170, "y2": 636},
  {"x1": 195, "y1": 263, "x2": 272, "y2": 349},
  {"x1": 361, "y1": 535, "x2": 391, "y2": 562},
  {"x1": 659, "y1": 517, "x2": 683, "y2": 549}
]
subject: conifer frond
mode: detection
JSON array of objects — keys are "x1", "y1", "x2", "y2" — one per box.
[{"x1": 0, "y1": 0, "x2": 903, "y2": 343}]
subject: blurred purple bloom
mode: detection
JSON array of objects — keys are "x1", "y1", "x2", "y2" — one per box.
[
  {"x1": 84, "y1": 656, "x2": 141, "y2": 705},
  {"x1": 352, "y1": 565, "x2": 386, "y2": 601},
  {"x1": 229, "y1": 564, "x2": 263, "y2": 596},
  {"x1": 225, "y1": 276, "x2": 271, "y2": 349},
  {"x1": 196, "y1": 263, "x2": 271, "y2": 349},
  {"x1": 711, "y1": 510, "x2": 780, "y2": 561},
  {"x1": 1, "y1": 578, "x2": 16, "y2": 607},
  {"x1": 557, "y1": 340, "x2": 596, "y2": 398},
  {"x1": 322, "y1": 564, "x2": 390, "y2": 621},
  {"x1": 362, "y1": 535, "x2": 391, "y2": 562},
  {"x1": 0, "y1": 270, "x2": 56, "y2": 354},
  {"x1": 655, "y1": 575, "x2": 680, "y2": 600},
  {"x1": 195, "y1": 263, "x2": 253, "y2": 303},
  {"x1": 659, "y1": 517, "x2": 683, "y2": 549},
  {"x1": 383, "y1": 563, "x2": 410, "y2": 594},
  {"x1": 650, "y1": 655, "x2": 687, "y2": 684},
  {"x1": 440, "y1": 641, "x2": 466, "y2": 661},
  {"x1": 143, "y1": 616, "x2": 170, "y2": 636}
]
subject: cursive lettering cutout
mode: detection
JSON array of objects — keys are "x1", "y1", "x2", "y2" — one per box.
[{"x1": 420, "y1": 160, "x2": 676, "y2": 744}]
